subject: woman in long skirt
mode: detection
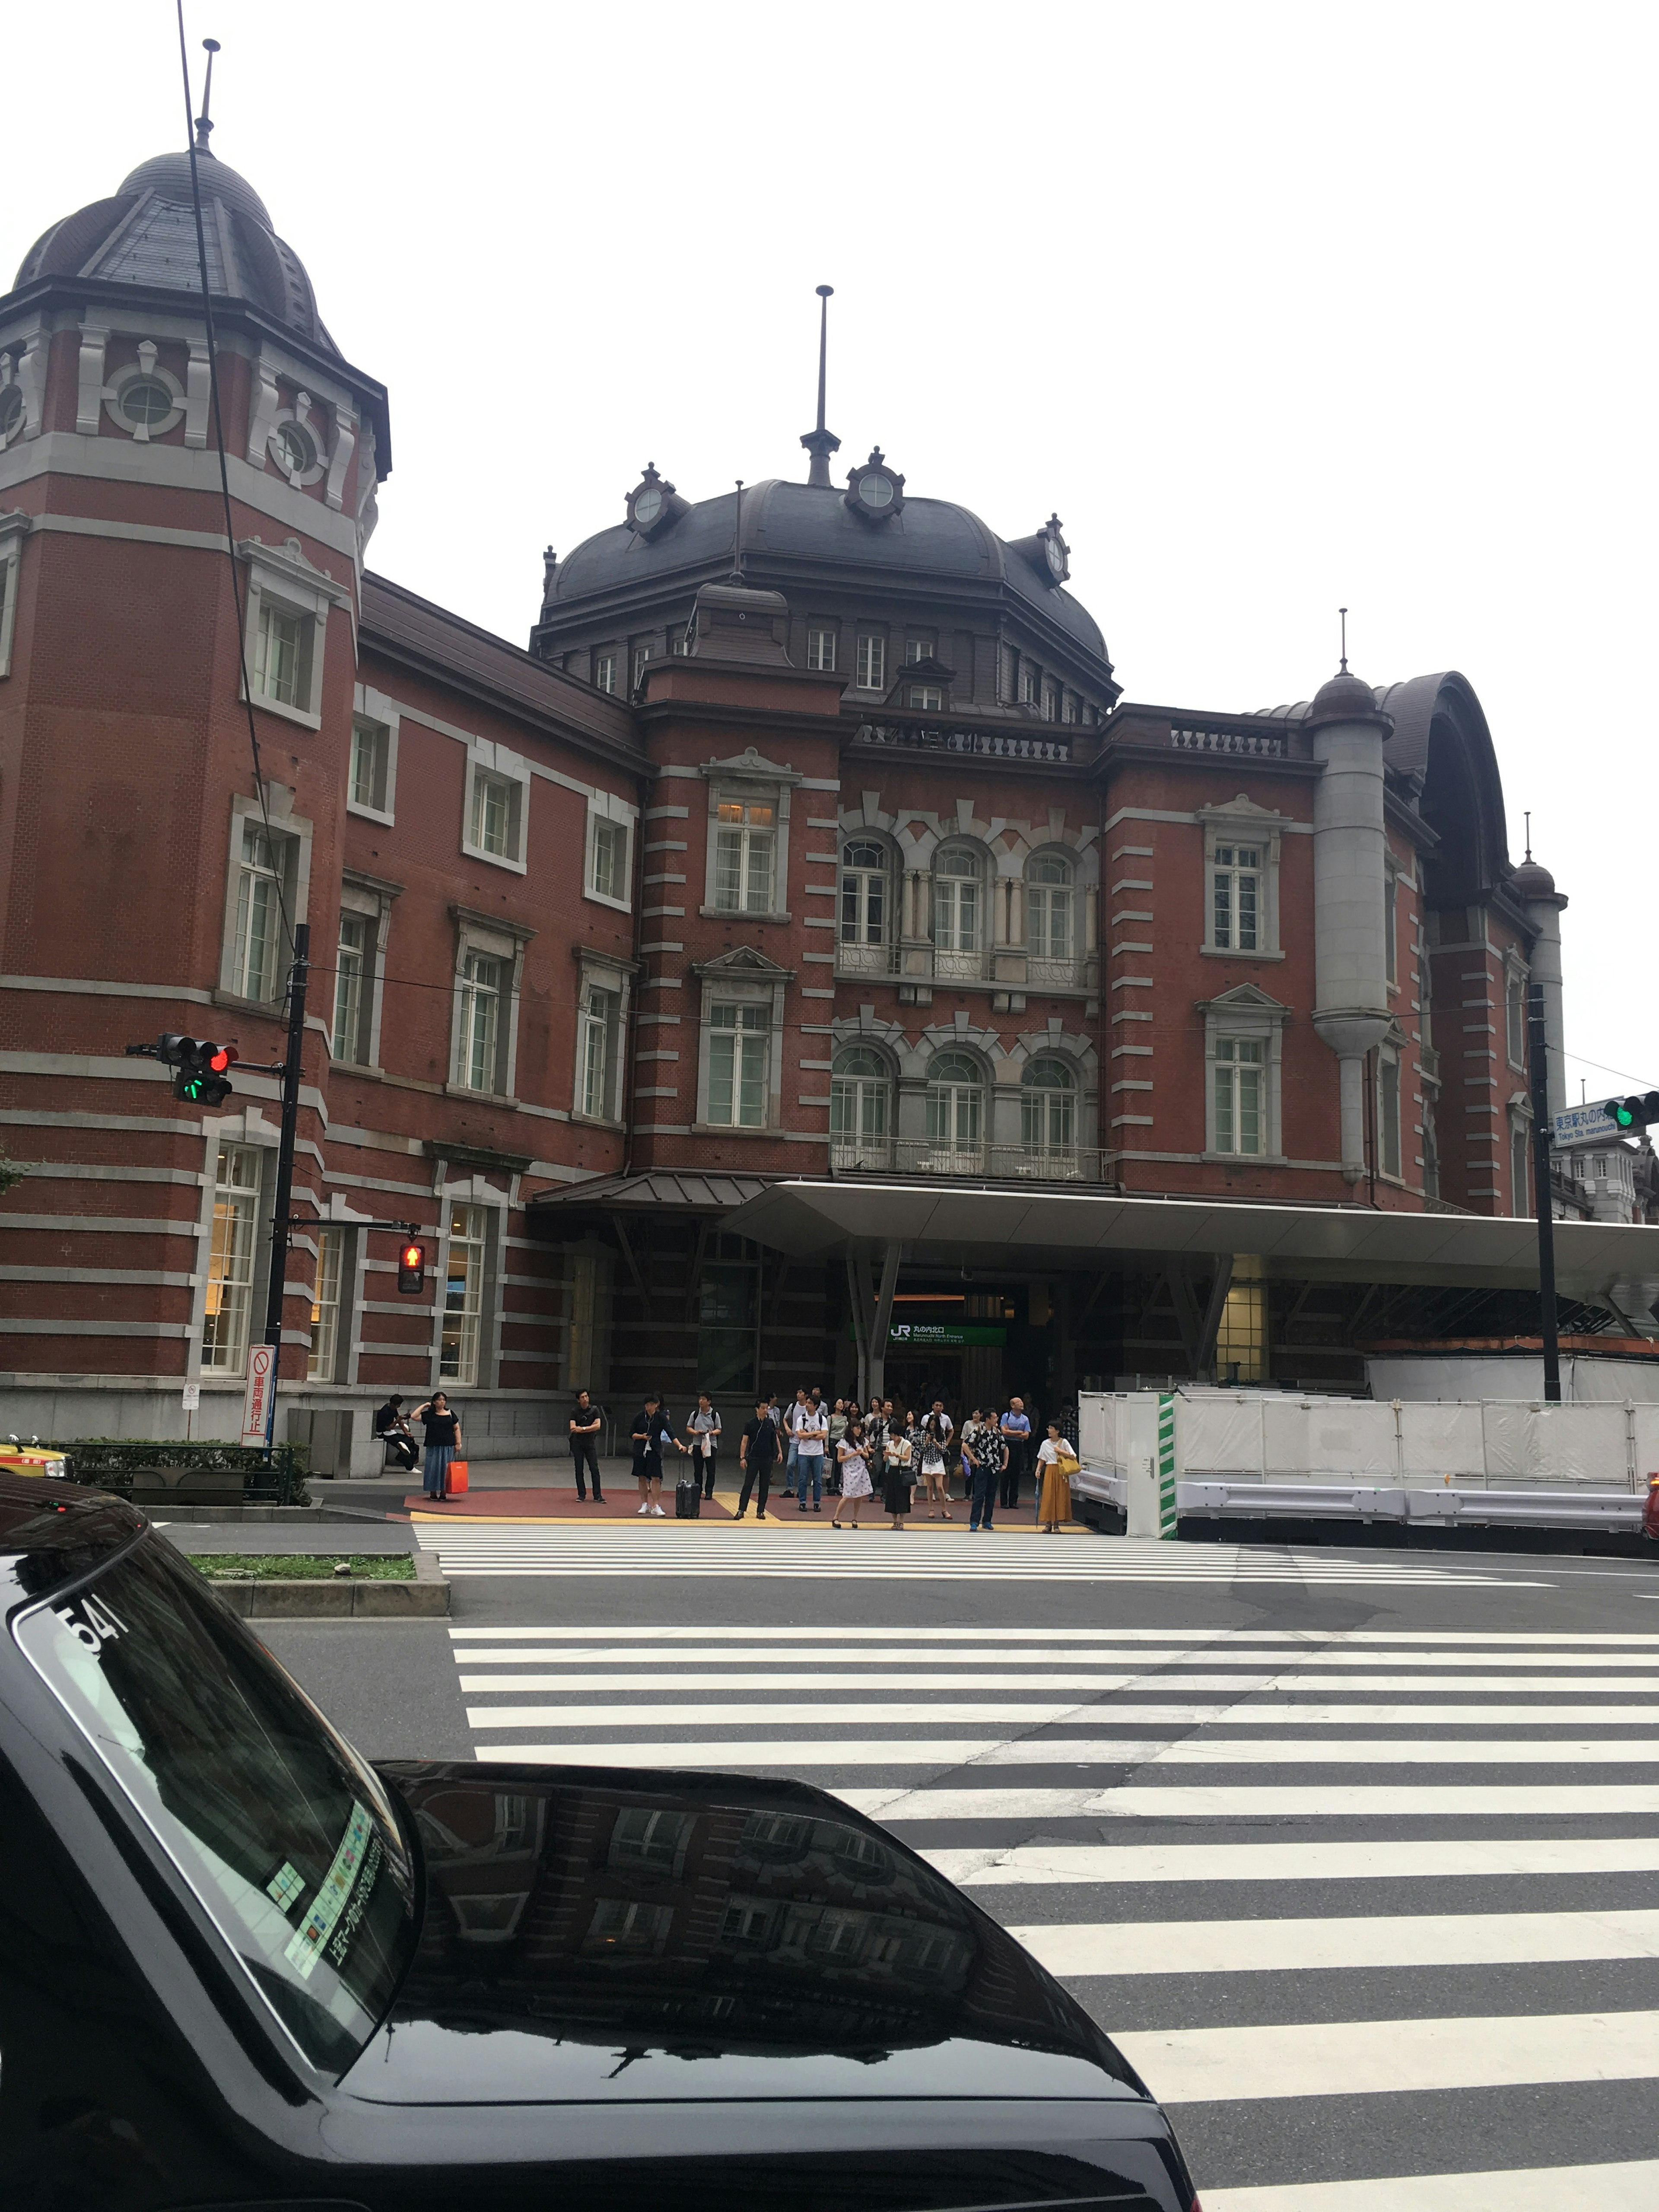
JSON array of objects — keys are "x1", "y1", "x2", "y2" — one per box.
[
  {"x1": 882, "y1": 1417, "x2": 913, "y2": 1530},
  {"x1": 1035, "y1": 1421, "x2": 1076, "y2": 1532},
  {"x1": 831, "y1": 1419, "x2": 873, "y2": 1528},
  {"x1": 413, "y1": 1391, "x2": 462, "y2": 1500}
]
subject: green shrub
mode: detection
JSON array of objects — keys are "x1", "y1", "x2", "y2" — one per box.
[
  {"x1": 191, "y1": 1554, "x2": 413, "y2": 1582},
  {"x1": 65, "y1": 1440, "x2": 310, "y2": 1507}
]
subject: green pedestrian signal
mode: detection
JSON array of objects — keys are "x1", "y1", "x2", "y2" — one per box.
[{"x1": 1605, "y1": 1093, "x2": 1659, "y2": 1132}]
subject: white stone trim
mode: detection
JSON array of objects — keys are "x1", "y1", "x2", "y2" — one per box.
[
  {"x1": 348, "y1": 685, "x2": 400, "y2": 824},
  {"x1": 447, "y1": 906, "x2": 535, "y2": 1101},
  {"x1": 1198, "y1": 794, "x2": 1290, "y2": 959},
  {"x1": 1198, "y1": 983, "x2": 1291, "y2": 1162},
  {"x1": 216, "y1": 785, "x2": 313, "y2": 1008},
  {"x1": 0, "y1": 509, "x2": 24, "y2": 679},
  {"x1": 460, "y1": 740, "x2": 531, "y2": 875},
  {"x1": 583, "y1": 788, "x2": 634, "y2": 911}
]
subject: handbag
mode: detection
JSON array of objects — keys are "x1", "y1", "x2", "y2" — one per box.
[
  {"x1": 1052, "y1": 1451, "x2": 1081, "y2": 1478},
  {"x1": 445, "y1": 1458, "x2": 469, "y2": 1497}
]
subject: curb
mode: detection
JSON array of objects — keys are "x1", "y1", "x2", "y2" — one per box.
[{"x1": 203, "y1": 1552, "x2": 449, "y2": 1618}]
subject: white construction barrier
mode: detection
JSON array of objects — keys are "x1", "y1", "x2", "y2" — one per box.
[{"x1": 1075, "y1": 1389, "x2": 1658, "y2": 1536}]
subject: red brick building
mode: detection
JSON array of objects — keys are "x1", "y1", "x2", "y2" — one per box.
[{"x1": 0, "y1": 139, "x2": 1594, "y2": 1457}]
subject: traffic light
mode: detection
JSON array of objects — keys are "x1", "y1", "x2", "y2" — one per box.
[
  {"x1": 1604, "y1": 1093, "x2": 1659, "y2": 1132},
  {"x1": 160, "y1": 1036, "x2": 238, "y2": 1107},
  {"x1": 397, "y1": 1241, "x2": 426, "y2": 1297}
]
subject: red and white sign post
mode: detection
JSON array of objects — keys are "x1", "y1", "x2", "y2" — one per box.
[{"x1": 240, "y1": 1344, "x2": 276, "y2": 1446}]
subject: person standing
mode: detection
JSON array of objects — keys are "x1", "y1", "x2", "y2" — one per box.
[
  {"x1": 1000, "y1": 1396, "x2": 1033, "y2": 1512},
  {"x1": 794, "y1": 1391, "x2": 828, "y2": 1513},
  {"x1": 412, "y1": 1391, "x2": 461, "y2": 1501},
  {"x1": 1036, "y1": 1420, "x2": 1078, "y2": 1532},
  {"x1": 831, "y1": 1416, "x2": 873, "y2": 1528},
  {"x1": 882, "y1": 1414, "x2": 913, "y2": 1530},
  {"x1": 567, "y1": 1389, "x2": 605, "y2": 1503},
  {"x1": 918, "y1": 1399, "x2": 955, "y2": 1520},
  {"x1": 826, "y1": 1398, "x2": 848, "y2": 1496},
  {"x1": 962, "y1": 1407, "x2": 1004, "y2": 1532},
  {"x1": 631, "y1": 1394, "x2": 679, "y2": 1516},
  {"x1": 736, "y1": 1397, "x2": 779, "y2": 1519},
  {"x1": 782, "y1": 1388, "x2": 808, "y2": 1501},
  {"x1": 685, "y1": 1393, "x2": 721, "y2": 1500}
]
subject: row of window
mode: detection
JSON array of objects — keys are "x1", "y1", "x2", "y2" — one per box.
[
  {"x1": 205, "y1": 1154, "x2": 491, "y2": 1386},
  {"x1": 830, "y1": 1049, "x2": 1081, "y2": 1156},
  {"x1": 577, "y1": 625, "x2": 1099, "y2": 722},
  {"x1": 841, "y1": 840, "x2": 1079, "y2": 959}
]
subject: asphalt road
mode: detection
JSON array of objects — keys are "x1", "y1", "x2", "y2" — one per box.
[{"x1": 262, "y1": 1525, "x2": 1659, "y2": 2210}]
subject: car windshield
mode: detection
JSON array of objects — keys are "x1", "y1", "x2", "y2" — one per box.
[{"x1": 13, "y1": 1535, "x2": 416, "y2": 2072}]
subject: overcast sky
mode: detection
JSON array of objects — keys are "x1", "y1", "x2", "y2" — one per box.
[{"x1": 13, "y1": 2, "x2": 1656, "y2": 1102}]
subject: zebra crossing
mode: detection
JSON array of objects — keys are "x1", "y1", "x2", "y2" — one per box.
[
  {"x1": 416, "y1": 1523, "x2": 1538, "y2": 1584},
  {"x1": 448, "y1": 1619, "x2": 1659, "y2": 2208}
]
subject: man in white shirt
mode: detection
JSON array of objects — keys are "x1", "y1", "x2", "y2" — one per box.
[
  {"x1": 793, "y1": 1390, "x2": 829, "y2": 1513},
  {"x1": 783, "y1": 1388, "x2": 809, "y2": 1500},
  {"x1": 684, "y1": 1393, "x2": 721, "y2": 1501}
]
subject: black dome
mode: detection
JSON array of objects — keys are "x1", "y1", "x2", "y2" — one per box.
[
  {"x1": 549, "y1": 479, "x2": 1109, "y2": 663},
  {"x1": 12, "y1": 146, "x2": 334, "y2": 354}
]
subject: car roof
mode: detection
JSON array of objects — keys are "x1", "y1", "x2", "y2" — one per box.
[{"x1": 0, "y1": 1470, "x2": 146, "y2": 1611}]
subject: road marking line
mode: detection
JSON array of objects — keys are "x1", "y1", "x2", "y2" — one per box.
[
  {"x1": 1011, "y1": 1908, "x2": 1659, "y2": 1976},
  {"x1": 451, "y1": 1654, "x2": 1659, "y2": 1675},
  {"x1": 1112, "y1": 2007, "x2": 1659, "y2": 2102},
  {"x1": 448, "y1": 1626, "x2": 1659, "y2": 1643},
  {"x1": 1200, "y1": 2158, "x2": 1659, "y2": 2210},
  {"x1": 926, "y1": 1838, "x2": 1659, "y2": 1884},
  {"x1": 842, "y1": 1783, "x2": 1659, "y2": 1818}
]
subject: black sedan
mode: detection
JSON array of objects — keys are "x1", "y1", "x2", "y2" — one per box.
[{"x1": 0, "y1": 1472, "x2": 1200, "y2": 2210}]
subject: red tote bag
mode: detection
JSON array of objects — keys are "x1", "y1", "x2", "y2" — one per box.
[{"x1": 445, "y1": 1459, "x2": 469, "y2": 1497}]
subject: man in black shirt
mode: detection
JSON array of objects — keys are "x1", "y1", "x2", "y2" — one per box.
[
  {"x1": 735, "y1": 1398, "x2": 779, "y2": 1520},
  {"x1": 630, "y1": 1395, "x2": 679, "y2": 1516},
  {"x1": 372, "y1": 1395, "x2": 417, "y2": 1471},
  {"x1": 567, "y1": 1390, "x2": 604, "y2": 1503}
]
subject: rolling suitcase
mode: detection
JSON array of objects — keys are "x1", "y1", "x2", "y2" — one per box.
[{"x1": 675, "y1": 1480, "x2": 702, "y2": 1519}]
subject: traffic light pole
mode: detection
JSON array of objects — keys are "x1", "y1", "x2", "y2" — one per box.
[
  {"x1": 262, "y1": 923, "x2": 310, "y2": 1394},
  {"x1": 1527, "y1": 981, "x2": 1561, "y2": 1403}
]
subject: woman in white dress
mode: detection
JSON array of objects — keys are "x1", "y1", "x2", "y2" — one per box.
[{"x1": 831, "y1": 1417, "x2": 874, "y2": 1528}]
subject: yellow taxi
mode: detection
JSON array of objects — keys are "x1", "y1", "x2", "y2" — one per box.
[{"x1": 0, "y1": 1438, "x2": 68, "y2": 1479}]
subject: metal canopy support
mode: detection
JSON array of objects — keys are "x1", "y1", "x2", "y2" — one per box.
[
  {"x1": 845, "y1": 1252, "x2": 871, "y2": 1405},
  {"x1": 1528, "y1": 982, "x2": 1561, "y2": 1401},
  {"x1": 1195, "y1": 1255, "x2": 1235, "y2": 1378},
  {"x1": 867, "y1": 1242, "x2": 902, "y2": 1404}
]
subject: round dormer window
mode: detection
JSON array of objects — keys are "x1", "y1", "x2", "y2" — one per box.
[
  {"x1": 632, "y1": 485, "x2": 663, "y2": 529},
  {"x1": 276, "y1": 422, "x2": 317, "y2": 476},
  {"x1": 120, "y1": 377, "x2": 175, "y2": 429},
  {"x1": 857, "y1": 472, "x2": 895, "y2": 510}
]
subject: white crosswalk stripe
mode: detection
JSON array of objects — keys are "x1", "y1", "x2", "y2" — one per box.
[
  {"x1": 445, "y1": 1619, "x2": 1659, "y2": 2206},
  {"x1": 417, "y1": 1525, "x2": 1535, "y2": 1583}
]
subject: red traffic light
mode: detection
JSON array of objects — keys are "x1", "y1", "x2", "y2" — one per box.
[
  {"x1": 397, "y1": 1241, "x2": 426, "y2": 1297},
  {"x1": 208, "y1": 1045, "x2": 238, "y2": 1075}
]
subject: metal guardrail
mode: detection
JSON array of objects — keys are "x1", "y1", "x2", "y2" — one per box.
[{"x1": 830, "y1": 1140, "x2": 1103, "y2": 1182}]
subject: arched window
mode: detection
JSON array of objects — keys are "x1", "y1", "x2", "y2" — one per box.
[
  {"x1": 1021, "y1": 1058, "x2": 1077, "y2": 1170},
  {"x1": 1026, "y1": 852, "x2": 1073, "y2": 976},
  {"x1": 932, "y1": 848, "x2": 982, "y2": 975},
  {"x1": 926, "y1": 1050, "x2": 984, "y2": 1169},
  {"x1": 839, "y1": 839, "x2": 891, "y2": 971},
  {"x1": 831, "y1": 1046, "x2": 893, "y2": 1167}
]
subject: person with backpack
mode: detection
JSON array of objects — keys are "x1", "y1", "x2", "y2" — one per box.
[
  {"x1": 794, "y1": 1390, "x2": 829, "y2": 1513},
  {"x1": 684, "y1": 1393, "x2": 721, "y2": 1500}
]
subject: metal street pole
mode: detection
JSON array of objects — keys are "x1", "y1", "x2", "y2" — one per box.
[
  {"x1": 1527, "y1": 980, "x2": 1560, "y2": 1403},
  {"x1": 262, "y1": 923, "x2": 310, "y2": 1453}
]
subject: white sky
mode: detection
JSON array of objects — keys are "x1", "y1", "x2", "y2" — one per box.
[{"x1": 13, "y1": 2, "x2": 1656, "y2": 1102}]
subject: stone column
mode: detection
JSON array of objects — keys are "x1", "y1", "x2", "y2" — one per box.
[{"x1": 1306, "y1": 671, "x2": 1394, "y2": 1180}]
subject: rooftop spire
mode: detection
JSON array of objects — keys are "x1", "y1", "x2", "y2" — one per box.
[
  {"x1": 1524, "y1": 809, "x2": 1532, "y2": 863},
  {"x1": 194, "y1": 37, "x2": 220, "y2": 153},
  {"x1": 800, "y1": 284, "x2": 841, "y2": 488},
  {"x1": 1338, "y1": 604, "x2": 1349, "y2": 674}
]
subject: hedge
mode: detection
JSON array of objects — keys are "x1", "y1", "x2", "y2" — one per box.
[{"x1": 64, "y1": 1440, "x2": 311, "y2": 1507}]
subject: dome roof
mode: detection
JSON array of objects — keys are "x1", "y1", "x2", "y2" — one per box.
[
  {"x1": 12, "y1": 146, "x2": 334, "y2": 354},
  {"x1": 1510, "y1": 857, "x2": 1558, "y2": 900},
  {"x1": 548, "y1": 478, "x2": 1109, "y2": 663},
  {"x1": 1306, "y1": 669, "x2": 1386, "y2": 725}
]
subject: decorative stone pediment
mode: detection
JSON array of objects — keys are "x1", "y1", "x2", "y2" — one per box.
[
  {"x1": 691, "y1": 945, "x2": 796, "y2": 982},
  {"x1": 699, "y1": 746, "x2": 801, "y2": 785},
  {"x1": 1195, "y1": 981, "x2": 1292, "y2": 1018}
]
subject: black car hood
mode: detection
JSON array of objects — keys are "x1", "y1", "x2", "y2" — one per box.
[{"x1": 344, "y1": 1762, "x2": 1144, "y2": 2107}]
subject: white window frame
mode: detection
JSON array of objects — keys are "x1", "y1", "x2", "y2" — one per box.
[
  {"x1": 1199, "y1": 801, "x2": 1289, "y2": 960},
  {"x1": 855, "y1": 631, "x2": 886, "y2": 692},
  {"x1": 1505, "y1": 957, "x2": 1528, "y2": 1071},
  {"x1": 572, "y1": 951, "x2": 635, "y2": 1125},
  {"x1": 1201, "y1": 989, "x2": 1289, "y2": 1160},
  {"x1": 1018, "y1": 662, "x2": 1039, "y2": 706},
  {"x1": 998, "y1": 641, "x2": 1018, "y2": 703},
  {"x1": 217, "y1": 790, "x2": 311, "y2": 1009},
  {"x1": 905, "y1": 634, "x2": 935, "y2": 665},
  {"x1": 805, "y1": 625, "x2": 837, "y2": 671},
  {"x1": 932, "y1": 845, "x2": 984, "y2": 969},
  {"x1": 594, "y1": 651, "x2": 617, "y2": 694},
  {"x1": 0, "y1": 512, "x2": 26, "y2": 681},
  {"x1": 632, "y1": 643, "x2": 653, "y2": 690},
  {"x1": 700, "y1": 754, "x2": 798, "y2": 922},
  {"x1": 332, "y1": 909, "x2": 369, "y2": 1064},
  {"x1": 925, "y1": 1050, "x2": 987, "y2": 1170},
  {"x1": 461, "y1": 741, "x2": 530, "y2": 874},
  {"x1": 336, "y1": 869, "x2": 399, "y2": 1069},
  {"x1": 1020, "y1": 1058, "x2": 1077, "y2": 1160},
  {"x1": 347, "y1": 686, "x2": 400, "y2": 824},
  {"x1": 839, "y1": 838, "x2": 891, "y2": 946},
  {"x1": 907, "y1": 683, "x2": 944, "y2": 711},
  {"x1": 584, "y1": 788, "x2": 636, "y2": 913},
  {"x1": 1025, "y1": 851, "x2": 1074, "y2": 965},
  {"x1": 308, "y1": 1226, "x2": 346, "y2": 1382},
  {"x1": 1378, "y1": 1043, "x2": 1403, "y2": 1181},
  {"x1": 1384, "y1": 863, "x2": 1400, "y2": 989},
  {"x1": 200, "y1": 1141, "x2": 263, "y2": 1376},
  {"x1": 438, "y1": 1200, "x2": 491, "y2": 1388},
  {"x1": 1041, "y1": 680, "x2": 1060, "y2": 723},
  {"x1": 448, "y1": 906, "x2": 535, "y2": 1101},
  {"x1": 237, "y1": 537, "x2": 346, "y2": 731},
  {"x1": 693, "y1": 956, "x2": 791, "y2": 1136},
  {"x1": 830, "y1": 1045, "x2": 894, "y2": 1167}
]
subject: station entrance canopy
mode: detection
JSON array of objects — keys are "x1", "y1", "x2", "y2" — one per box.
[{"x1": 723, "y1": 1178, "x2": 1659, "y2": 1302}]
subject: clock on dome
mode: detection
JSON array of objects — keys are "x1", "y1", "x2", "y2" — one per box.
[
  {"x1": 1038, "y1": 513, "x2": 1070, "y2": 585},
  {"x1": 844, "y1": 447, "x2": 906, "y2": 523},
  {"x1": 625, "y1": 463, "x2": 686, "y2": 540}
]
